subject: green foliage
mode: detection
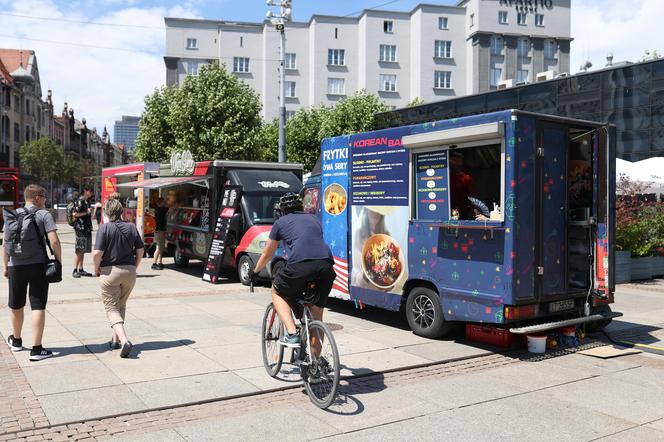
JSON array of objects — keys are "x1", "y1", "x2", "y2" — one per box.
[
  {"x1": 285, "y1": 106, "x2": 331, "y2": 171},
  {"x1": 615, "y1": 175, "x2": 664, "y2": 257},
  {"x1": 318, "y1": 90, "x2": 388, "y2": 140},
  {"x1": 407, "y1": 97, "x2": 425, "y2": 107},
  {"x1": 134, "y1": 62, "x2": 263, "y2": 163},
  {"x1": 134, "y1": 86, "x2": 177, "y2": 162},
  {"x1": 19, "y1": 137, "x2": 64, "y2": 183}
]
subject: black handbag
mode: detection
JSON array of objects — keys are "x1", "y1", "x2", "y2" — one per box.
[{"x1": 35, "y1": 219, "x2": 62, "y2": 283}]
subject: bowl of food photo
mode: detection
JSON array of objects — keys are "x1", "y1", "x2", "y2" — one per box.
[{"x1": 361, "y1": 234, "x2": 404, "y2": 290}]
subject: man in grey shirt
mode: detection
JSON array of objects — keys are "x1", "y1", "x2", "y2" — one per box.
[{"x1": 2, "y1": 184, "x2": 62, "y2": 361}]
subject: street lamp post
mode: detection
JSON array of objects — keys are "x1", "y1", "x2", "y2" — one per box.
[{"x1": 266, "y1": 0, "x2": 292, "y2": 163}]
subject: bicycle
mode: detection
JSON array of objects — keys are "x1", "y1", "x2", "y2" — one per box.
[{"x1": 256, "y1": 280, "x2": 340, "y2": 409}]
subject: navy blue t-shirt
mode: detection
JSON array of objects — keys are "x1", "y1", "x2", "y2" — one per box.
[{"x1": 269, "y1": 212, "x2": 332, "y2": 264}]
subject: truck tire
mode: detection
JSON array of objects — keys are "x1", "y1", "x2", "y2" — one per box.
[
  {"x1": 586, "y1": 305, "x2": 613, "y2": 333},
  {"x1": 406, "y1": 287, "x2": 452, "y2": 338},
  {"x1": 174, "y1": 248, "x2": 189, "y2": 268},
  {"x1": 238, "y1": 255, "x2": 253, "y2": 286}
]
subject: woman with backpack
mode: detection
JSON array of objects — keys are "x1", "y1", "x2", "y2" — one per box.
[{"x1": 92, "y1": 198, "x2": 144, "y2": 358}]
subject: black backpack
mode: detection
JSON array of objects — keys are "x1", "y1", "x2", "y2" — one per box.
[{"x1": 3, "y1": 206, "x2": 44, "y2": 258}]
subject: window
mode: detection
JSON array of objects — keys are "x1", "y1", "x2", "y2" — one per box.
[
  {"x1": 13, "y1": 123, "x2": 19, "y2": 142},
  {"x1": 490, "y1": 36, "x2": 503, "y2": 55},
  {"x1": 544, "y1": 40, "x2": 556, "y2": 59},
  {"x1": 233, "y1": 57, "x2": 250, "y2": 73},
  {"x1": 434, "y1": 71, "x2": 452, "y2": 89},
  {"x1": 490, "y1": 68, "x2": 502, "y2": 87},
  {"x1": 186, "y1": 61, "x2": 198, "y2": 76},
  {"x1": 470, "y1": 13, "x2": 474, "y2": 27},
  {"x1": 517, "y1": 13, "x2": 527, "y2": 25},
  {"x1": 186, "y1": 38, "x2": 197, "y2": 50},
  {"x1": 328, "y1": 49, "x2": 345, "y2": 66},
  {"x1": 517, "y1": 69, "x2": 529, "y2": 83},
  {"x1": 240, "y1": 36, "x2": 244, "y2": 47},
  {"x1": 499, "y1": 11, "x2": 508, "y2": 24},
  {"x1": 383, "y1": 20, "x2": 393, "y2": 33},
  {"x1": 517, "y1": 39, "x2": 529, "y2": 57},
  {"x1": 334, "y1": 27, "x2": 338, "y2": 39},
  {"x1": 379, "y1": 44, "x2": 397, "y2": 62},
  {"x1": 439, "y1": 16, "x2": 448, "y2": 29},
  {"x1": 434, "y1": 40, "x2": 452, "y2": 58},
  {"x1": 285, "y1": 81, "x2": 296, "y2": 98},
  {"x1": 535, "y1": 14, "x2": 544, "y2": 26},
  {"x1": 25, "y1": 126, "x2": 30, "y2": 142},
  {"x1": 379, "y1": 74, "x2": 397, "y2": 92},
  {"x1": 327, "y1": 78, "x2": 345, "y2": 95},
  {"x1": 285, "y1": 53, "x2": 297, "y2": 69}
]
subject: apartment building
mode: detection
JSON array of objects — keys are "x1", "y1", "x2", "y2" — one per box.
[{"x1": 164, "y1": 0, "x2": 571, "y2": 120}]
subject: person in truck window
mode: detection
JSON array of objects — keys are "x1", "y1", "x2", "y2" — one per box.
[{"x1": 449, "y1": 151, "x2": 490, "y2": 221}]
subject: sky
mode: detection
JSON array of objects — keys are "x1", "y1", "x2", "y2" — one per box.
[{"x1": 0, "y1": 0, "x2": 661, "y2": 141}]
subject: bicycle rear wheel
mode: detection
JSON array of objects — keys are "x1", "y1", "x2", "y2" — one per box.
[
  {"x1": 261, "y1": 303, "x2": 284, "y2": 377},
  {"x1": 302, "y1": 320, "x2": 340, "y2": 409}
]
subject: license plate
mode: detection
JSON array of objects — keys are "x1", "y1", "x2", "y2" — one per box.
[{"x1": 548, "y1": 299, "x2": 575, "y2": 313}]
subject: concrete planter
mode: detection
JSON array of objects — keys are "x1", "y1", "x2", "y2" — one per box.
[
  {"x1": 615, "y1": 251, "x2": 632, "y2": 284},
  {"x1": 631, "y1": 256, "x2": 653, "y2": 281},
  {"x1": 652, "y1": 256, "x2": 664, "y2": 278}
]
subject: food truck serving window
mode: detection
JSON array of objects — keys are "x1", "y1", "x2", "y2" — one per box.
[{"x1": 413, "y1": 142, "x2": 503, "y2": 222}]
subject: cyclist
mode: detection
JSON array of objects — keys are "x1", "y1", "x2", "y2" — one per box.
[{"x1": 250, "y1": 192, "x2": 336, "y2": 348}]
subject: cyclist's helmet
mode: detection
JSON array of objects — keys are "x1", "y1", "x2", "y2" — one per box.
[{"x1": 278, "y1": 192, "x2": 303, "y2": 215}]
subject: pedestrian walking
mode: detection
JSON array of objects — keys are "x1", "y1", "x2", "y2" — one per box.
[
  {"x1": 151, "y1": 197, "x2": 168, "y2": 270},
  {"x1": 3, "y1": 184, "x2": 62, "y2": 361},
  {"x1": 93, "y1": 198, "x2": 144, "y2": 358},
  {"x1": 72, "y1": 185, "x2": 94, "y2": 278}
]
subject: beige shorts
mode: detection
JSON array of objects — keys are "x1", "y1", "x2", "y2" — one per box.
[
  {"x1": 154, "y1": 231, "x2": 167, "y2": 252},
  {"x1": 99, "y1": 265, "x2": 137, "y2": 327}
]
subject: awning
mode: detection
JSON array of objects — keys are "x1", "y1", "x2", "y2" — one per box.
[{"x1": 116, "y1": 176, "x2": 209, "y2": 190}]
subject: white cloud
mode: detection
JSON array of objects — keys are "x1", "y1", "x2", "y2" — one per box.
[
  {"x1": 0, "y1": 0, "x2": 200, "y2": 139},
  {"x1": 571, "y1": 0, "x2": 662, "y2": 72}
]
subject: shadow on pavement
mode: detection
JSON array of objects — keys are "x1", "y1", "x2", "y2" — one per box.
[{"x1": 130, "y1": 339, "x2": 196, "y2": 358}]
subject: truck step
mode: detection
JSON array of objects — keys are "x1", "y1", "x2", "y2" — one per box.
[{"x1": 509, "y1": 312, "x2": 623, "y2": 335}]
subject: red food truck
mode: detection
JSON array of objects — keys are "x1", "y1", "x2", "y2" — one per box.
[{"x1": 101, "y1": 163, "x2": 160, "y2": 253}]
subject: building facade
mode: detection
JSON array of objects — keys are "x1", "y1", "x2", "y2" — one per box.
[
  {"x1": 0, "y1": 49, "x2": 50, "y2": 168},
  {"x1": 164, "y1": 0, "x2": 571, "y2": 120},
  {"x1": 113, "y1": 115, "x2": 140, "y2": 152},
  {"x1": 375, "y1": 57, "x2": 664, "y2": 162}
]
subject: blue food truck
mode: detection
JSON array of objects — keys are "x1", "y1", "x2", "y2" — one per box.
[{"x1": 298, "y1": 109, "x2": 616, "y2": 338}]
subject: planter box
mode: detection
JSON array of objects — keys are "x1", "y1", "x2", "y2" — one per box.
[
  {"x1": 631, "y1": 256, "x2": 653, "y2": 281},
  {"x1": 615, "y1": 251, "x2": 632, "y2": 284},
  {"x1": 652, "y1": 256, "x2": 664, "y2": 278}
]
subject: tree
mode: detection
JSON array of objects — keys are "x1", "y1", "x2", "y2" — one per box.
[
  {"x1": 135, "y1": 62, "x2": 264, "y2": 163},
  {"x1": 407, "y1": 97, "x2": 425, "y2": 107},
  {"x1": 19, "y1": 137, "x2": 64, "y2": 183},
  {"x1": 318, "y1": 90, "x2": 388, "y2": 140},
  {"x1": 134, "y1": 86, "x2": 177, "y2": 162}
]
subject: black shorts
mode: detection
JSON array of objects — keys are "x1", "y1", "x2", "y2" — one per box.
[
  {"x1": 75, "y1": 230, "x2": 92, "y2": 253},
  {"x1": 8, "y1": 264, "x2": 49, "y2": 310},
  {"x1": 272, "y1": 259, "x2": 336, "y2": 308}
]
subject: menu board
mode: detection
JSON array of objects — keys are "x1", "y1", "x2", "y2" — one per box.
[
  {"x1": 202, "y1": 185, "x2": 243, "y2": 284},
  {"x1": 415, "y1": 151, "x2": 449, "y2": 220},
  {"x1": 350, "y1": 133, "x2": 409, "y2": 206}
]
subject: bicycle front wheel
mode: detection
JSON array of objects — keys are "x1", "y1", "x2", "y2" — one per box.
[
  {"x1": 302, "y1": 320, "x2": 340, "y2": 409},
  {"x1": 261, "y1": 303, "x2": 284, "y2": 377}
]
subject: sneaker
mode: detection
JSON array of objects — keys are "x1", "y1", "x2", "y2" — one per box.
[
  {"x1": 151, "y1": 263, "x2": 160, "y2": 270},
  {"x1": 157, "y1": 263, "x2": 165, "y2": 270},
  {"x1": 279, "y1": 331, "x2": 301, "y2": 348},
  {"x1": 6, "y1": 335, "x2": 23, "y2": 352},
  {"x1": 109, "y1": 340, "x2": 121, "y2": 350},
  {"x1": 78, "y1": 269, "x2": 93, "y2": 277},
  {"x1": 72, "y1": 269, "x2": 81, "y2": 278},
  {"x1": 29, "y1": 346, "x2": 53, "y2": 361},
  {"x1": 120, "y1": 341, "x2": 133, "y2": 358}
]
